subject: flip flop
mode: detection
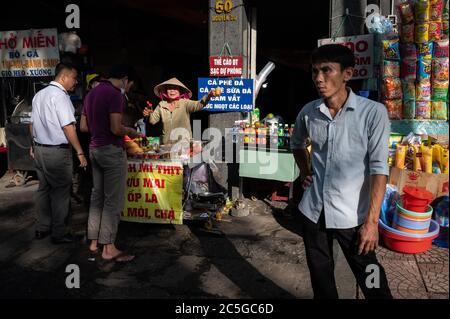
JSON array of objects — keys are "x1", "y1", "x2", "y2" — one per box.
[{"x1": 102, "y1": 252, "x2": 135, "y2": 263}]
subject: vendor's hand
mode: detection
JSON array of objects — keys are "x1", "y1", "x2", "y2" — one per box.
[
  {"x1": 143, "y1": 107, "x2": 153, "y2": 117},
  {"x1": 78, "y1": 154, "x2": 88, "y2": 169},
  {"x1": 301, "y1": 175, "x2": 313, "y2": 190},
  {"x1": 357, "y1": 220, "x2": 379, "y2": 255},
  {"x1": 209, "y1": 87, "x2": 221, "y2": 98}
]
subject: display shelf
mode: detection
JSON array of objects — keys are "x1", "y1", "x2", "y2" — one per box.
[{"x1": 390, "y1": 120, "x2": 449, "y2": 136}]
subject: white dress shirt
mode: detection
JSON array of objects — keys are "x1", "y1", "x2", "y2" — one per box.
[{"x1": 31, "y1": 81, "x2": 76, "y2": 145}]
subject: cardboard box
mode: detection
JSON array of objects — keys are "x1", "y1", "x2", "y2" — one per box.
[{"x1": 389, "y1": 167, "x2": 449, "y2": 199}]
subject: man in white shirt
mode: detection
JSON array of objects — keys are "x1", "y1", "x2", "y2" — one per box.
[
  {"x1": 291, "y1": 44, "x2": 392, "y2": 299},
  {"x1": 30, "y1": 62, "x2": 87, "y2": 244}
]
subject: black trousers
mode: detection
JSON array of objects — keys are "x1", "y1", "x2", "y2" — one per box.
[{"x1": 300, "y1": 212, "x2": 393, "y2": 299}]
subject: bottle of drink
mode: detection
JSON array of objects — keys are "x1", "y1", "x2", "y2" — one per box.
[
  {"x1": 277, "y1": 123, "x2": 284, "y2": 148},
  {"x1": 284, "y1": 124, "x2": 290, "y2": 148},
  {"x1": 244, "y1": 123, "x2": 250, "y2": 145},
  {"x1": 289, "y1": 123, "x2": 295, "y2": 136}
]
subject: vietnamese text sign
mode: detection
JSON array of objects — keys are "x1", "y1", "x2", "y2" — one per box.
[
  {"x1": 209, "y1": 56, "x2": 243, "y2": 76},
  {"x1": 0, "y1": 28, "x2": 60, "y2": 77},
  {"x1": 121, "y1": 160, "x2": 183, "y2": 225},
  {"x1": 198, "y1": 77, "x2": 253, "y2": 112},
  {"x1": 318, "y1": 34, "x2": 374, "y2": 79}
]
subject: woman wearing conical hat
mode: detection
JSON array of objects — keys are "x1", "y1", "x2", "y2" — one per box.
[{"x1": 143, "y1": 78, "x2": 219, "y2": 144}]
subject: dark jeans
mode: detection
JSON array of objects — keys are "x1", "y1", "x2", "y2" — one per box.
[{"x1": 300, "y1": 212, "x2": 393, "y2": 299}]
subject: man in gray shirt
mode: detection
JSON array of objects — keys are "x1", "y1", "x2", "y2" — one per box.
[{"x1": 291, "y1": 44, "x2": 392, "y2": 299}]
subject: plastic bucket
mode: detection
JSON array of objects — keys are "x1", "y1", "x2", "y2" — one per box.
[
  {"x1": 396, "y1": 202, "x2": 433, "y2": 221},
  {"x1": 379, "y1": 219, "x2": 440, "y2": 254},
  {"x1": 402, "y1": 186, "x2": 434, "y2": 213},
  {"x1": 392, "y1": 213, "x2": 431, "y2": 233}
]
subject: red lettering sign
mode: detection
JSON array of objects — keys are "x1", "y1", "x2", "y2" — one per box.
[{"x1": 209, "y1": 56, "x2": 243, "y2": 77}]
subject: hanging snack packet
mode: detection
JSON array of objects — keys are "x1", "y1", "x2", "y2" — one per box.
[
  {"x1": 417, "y1": 57, "x2": 432, "y2": 81},
  {"x1": 432, "y1": 80, "x2": 449, "y2": 101},
  {"x1": 421, "y1": 145, "x2": 433, "y2": 174},
  {"x1": 433, "y1": 144, "x2": 442, "y2": 164},
  {"x1": 382, "y1": 39, "x2": 401, "y2": 60},
  {"x1": 431, "y1": 101, "x2": 448, "y2": 119},
  {"x1": 415, "y1": 80, "x2": 431, "y2": 101},
  {"x1": 401, "y1": 59, "x2": 417, "y2": 80},
  {"x1": 384, "y1": 99, "x2": 403, "y2": 120},
  {"x1": 430, "y1": 0, "x2": 444, "y2": 21},
  {"x1": 417, "y1": 41, "x2": 434, "y2": 58},
  {"x1": 403, "y1": 100, "x2": 416, "y2": 119},
  {"x1": 413, "y1": 145, "x2": 422, "y2": 172},
  {"x1": 415, "y1": 0, "x2": 431, "y2": 22},
  {"x1": 429, "y1": 21, "x2": 442, "y2": 41},
  {"x1": 398, "y1": 2, "x2": 415, "y2": 24},
  {"x1": 433, "y1": 39, "x2": 449, "y2": 58},
  {"x1": 432, "y1": 58, "x2": 449, "y2": 81},
  {"x1": 415, "y1": 23, "x2": 430, "y2": 43},
  {"x1": 441, "y1": 148, "x2": 449, "y2": 174},
  {"x1": 401, "y1": 43, "x2": 417, "y2": 60},
  {"x1": 402, "y1": 80, "x2": 416, "y2": 100},
  {"x1": 395, "y1": 144, "x2": 407, "y2": 169},
  {"x1": 382, "y1": 77, "x2": 403, "y2": 99},
  {"x1": 443, "y1": 1, "x2": 450, "y2": 35},
  {"x1": 415, "y1": 100, "x2": 432, "y2": 119},
  {"x1": 401, "y1": 23, "x2": 415, "y2": 43},
  {"x1": 383, "y1": 60, "x2": 400, "y2": 78}
]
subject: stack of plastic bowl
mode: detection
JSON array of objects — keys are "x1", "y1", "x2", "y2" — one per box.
[{"x1": 379, "y1": 186, "x2": 439, "y2": 254}]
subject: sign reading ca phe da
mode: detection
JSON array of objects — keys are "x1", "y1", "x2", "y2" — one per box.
[{"x1": 198, "y1": 77, "x2": 254, "y2": 112}]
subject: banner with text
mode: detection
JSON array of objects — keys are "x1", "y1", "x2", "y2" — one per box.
[
  {"x1": 209, "y1": 56, "x2": 243, "y2": 76},
  {"x1": 0, "y1": 28, "x2": 60, "y2": 77},
  {"x1": 318, "y1": 34, "x2": 374, "y2": 79},
  {"x1": 121, "y1": 160, "x2": 183, "y2": 225},
  {"x1": 198, "y1": 77, "x2": 253, "y2": 112}
]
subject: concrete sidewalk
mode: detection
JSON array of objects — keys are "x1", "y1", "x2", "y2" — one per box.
[{"x1": 0, "y1": 172, "x2": 447, "y2": 299}]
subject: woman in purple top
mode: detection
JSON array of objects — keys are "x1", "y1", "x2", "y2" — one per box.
[{"x1": 81, "y1": 64, "x2": 140, "y2": 262}]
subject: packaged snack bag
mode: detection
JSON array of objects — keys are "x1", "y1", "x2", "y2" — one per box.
[
  {"x1": 401, "y1": 43, "x2": 418, "y2": 60},
  {"x1": 433, "y1": 39, "x2": 449, "y2": 58},
  {"x1": 417, "y1": 41, "x2": 434, "y2": 58},
  {"x1": 403, "y1": 99, "x2": 416, "y2": 119},
  {"x1": 432, "y1": 57, "x2": 449, "y2": 81},
  {"x1": 417, "y1": 57, "x2": 432, "y2": 81},
  {"x1": 382, "y1": 39, "x2": 401, "y2": 60},
  {"x1": 431, "y1": 101, "x2": 448, "y2": 119},
  {"x1": 413, "y1": 144, "x2": 422, "y2": 172},
  {"x1": 383, "y1": 60, "x2": 400, "y2": 78},
  {"x1": 401, "y1": 59, "x2": 417, "y2": 80},
  {"x1": 395, "y1": 144, "x2": 407, "y2": 169},
  {"x1": 384, "y1": 99, "x2": 403, "y2": 119},
  {"x1": 429, "y1": 21, "x2": 442, "y2": 41},
  {"x1": 415, "y1": 80, "x2": 431, "y2": 101},
  {"x1": 441, "y1": 148, "x2": 449, "y2": 174},
  {"x1": 432, "y1": 80, "x2": 449, "y2": 101},
  {"x1": 401, "y1": 23, "x2": 415, "y2": 43},
  {"x1": 415, "y1": 100, "x2": 432, "y2": 119},
  {"x1": 398, "y1": 2, "x2": 415, "y2": 24},
  {"x1": 383, "y1": 77, "x2": 403, "y2": 99},
  {"x1": 432, "y1": 144, "x2": 442, "y2": 164},
  {"x1": 402, "y1": 80, "x2": 416, "y2": 100},
  {"x1": 421, "y1": 144, "x2": 433, "y2": 173},
  {"x1": 415, "y1": 0, "x2": 430, "y2": 22},
  {"x1": 415, "y1": 23, "x2": 430, "y2": 43},
  {"x1": 443, "y1": 1, "x2": 449, "y2": 35},
  {"x1": 430, "y1": 0, "x2": 444, "y2": 21}
]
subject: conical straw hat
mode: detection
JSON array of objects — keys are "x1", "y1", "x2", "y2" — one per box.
[{"x1": 153, "y1": 77, "x2": 192, "y2": 98}]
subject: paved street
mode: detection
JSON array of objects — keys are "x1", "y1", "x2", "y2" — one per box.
[{"x1": 0, "y1": 172, "x2": 448, "y2": 299}]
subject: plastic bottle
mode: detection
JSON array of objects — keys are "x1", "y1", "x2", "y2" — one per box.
[
  {"x1": 433, "y1": 196, "x2": 449, "y2": 248},
  {"x1": 277, "y1": 123, "x2": 284, "y2": 147},
  {"x1": 284, "y1": 124, "x2": 290, "y2": 148}
]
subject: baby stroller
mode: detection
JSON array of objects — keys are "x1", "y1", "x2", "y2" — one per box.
[{"x1": 183, "y1": 154, "x2": 226, "y2": 229}]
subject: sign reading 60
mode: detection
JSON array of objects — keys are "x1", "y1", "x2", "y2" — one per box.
[{"x1": 215, "y1": 0, "x2": 233, "y2": 14}]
